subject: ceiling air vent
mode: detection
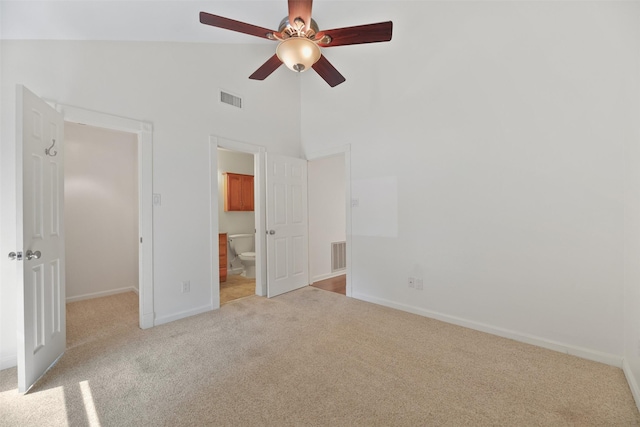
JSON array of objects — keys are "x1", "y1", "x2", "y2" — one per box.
[{"x1": 220, "y1": 90, "x2": 242, "y2": 109}]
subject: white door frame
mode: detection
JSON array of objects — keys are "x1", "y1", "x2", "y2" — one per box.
[
  {"x1": 56, "y1": 104, "x2": 154, "y2": 329},
  {"x1": 306, "y1": 145, "x2": 352, "y2": 297},
  {"x1": 209, "y1": 135, "x2": 266, "y2": 304}
]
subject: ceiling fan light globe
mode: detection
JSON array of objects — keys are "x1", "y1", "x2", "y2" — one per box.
[{"x1": 276, "y1": 37, "x2": 321, "y2": 73}]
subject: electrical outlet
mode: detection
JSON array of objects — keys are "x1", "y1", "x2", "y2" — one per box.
[
  {"x1": 416, "y1": 279, "x2": 424, "y2": 290},
  {"x1": 408, "y1": 277, "x2": 415, "y2": 288},
  {"x1": 181, "y1": 280, "x2": 190, "y2": 293}
]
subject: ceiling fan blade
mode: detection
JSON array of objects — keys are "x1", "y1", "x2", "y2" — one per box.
[
  {"x1": 200, "y1": 12, "x2": 277, "y2": 40},
  {"x1": 318, "y1": 21, "x2": 393, "y2": 47},
  {"x1": 249, "y1": 54, "x2": 283, "y2": 80},
  {"x1": 312, "y1": 55, "x2": 346, "y2": 87},
  {"x1": 288, "y1": 0, "x2": 313, "y2": 32}
]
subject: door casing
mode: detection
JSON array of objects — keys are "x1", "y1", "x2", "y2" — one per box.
[
  {"x1": 57, "y1": 104, "x2": 154, "y2": 329},
  {"x1": 210, "y1": 136, "x2": 266, "y2": 304}
]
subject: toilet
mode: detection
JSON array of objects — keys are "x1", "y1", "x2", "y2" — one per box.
[{"x1": 228, "y1": 233, "x2": 256, "y2": 278}]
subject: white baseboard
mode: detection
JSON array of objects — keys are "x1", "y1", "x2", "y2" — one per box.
[
  {"x1": 1, "y1": 355, "x2": 17, "y2": 371},
  {"x1": 623, "y1": 359, "x2": 640, "y2": 411},
  {"x1": 131, "y1": 287, "x2": 139, "y2": 295},
  {"x1": 353, "y1": 292, "x2": 623, "y2": 368},
  {"x1": 66, "y1": 286, "x2": 138, "y2": 303},
  {"x1": 153, "y1": 304, "x2": 214, "y2": 326},
  {"x1": 311, "y1": 271, "x2": 346, "y2": 284}
]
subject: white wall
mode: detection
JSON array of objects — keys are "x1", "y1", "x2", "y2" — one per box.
[
  {"x1": 302, "y1": 1, "x2": 639, "y2": 363},
  {"x1": 308, "y1": 155, "x2": 346, "y2": 282},
  {"x1": 0, "y1": 40, "x2": 301, "y2": 368},
  {"x1": 217, "y1": 149, "x2": 255, "y2": 236},
  {"x1": 64, "y1": 122, "x2": 138, "y2": 301}
]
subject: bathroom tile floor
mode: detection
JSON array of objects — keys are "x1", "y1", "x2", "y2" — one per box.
[
  {"x1": 221, "y1": 274, "x2": 346, "y2": 305},
  {"x1": 220, "y1": 274, "x2": 256, "y2": 304}
]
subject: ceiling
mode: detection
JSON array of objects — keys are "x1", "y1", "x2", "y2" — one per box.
[{"x1": 0, "y1": 0, "x2": 405, "y2": 43}]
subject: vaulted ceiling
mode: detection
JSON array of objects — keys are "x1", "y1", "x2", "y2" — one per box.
[{"x1": 1, "y1": 1, "x2": 400, "y2": 43}]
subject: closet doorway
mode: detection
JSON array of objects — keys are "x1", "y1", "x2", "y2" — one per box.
[{"x1": 64, "y1": 123, "x2": 140, "y2": 311}]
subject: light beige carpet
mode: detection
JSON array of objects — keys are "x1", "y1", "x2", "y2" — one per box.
[{"x1": 1, "y1": 288, "x2": 639, "y2": 426}]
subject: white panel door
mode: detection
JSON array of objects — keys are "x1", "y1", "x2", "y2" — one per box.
[
  {"x1": 16, "y1": 85, "x2": 66, "y2": 393},
  {"x1": 266, "y1": 154, "x2": 309, "y2": 297}
]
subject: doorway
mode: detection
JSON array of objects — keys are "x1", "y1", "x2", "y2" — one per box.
[
  {"x1": 307, "y1": 146, "x2": 352, "y2": 297},
  {"x1": 58, "y1": 104, "x2": 154, "y2": 329},
  {"x1": 210, "y1": 136, "x2": 266, "y2": 307},
  {"x1": 217, "y1": 148, "x2": 256, "y2": 304},
  {"x1": 64, "y1": 123, "x2": 140, "y2": 305}
]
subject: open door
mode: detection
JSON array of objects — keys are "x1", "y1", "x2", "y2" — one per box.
[
  {"x1": 15, "y1": 85, "x2": 66, "y2": 393},
  {"x1": 266, "y1": 154, "x2": 309, "y2": 297}
]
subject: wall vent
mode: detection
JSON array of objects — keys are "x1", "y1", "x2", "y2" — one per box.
[
  {"x1": 220, "y1": 90, "x2": 242, "y2": 109},
  {"x1": 331, "y1": 241, "x2": 347, "y2": 272}
]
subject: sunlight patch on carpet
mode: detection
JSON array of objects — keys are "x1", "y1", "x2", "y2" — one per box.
[{"x1": 79, "y1": 381, "x2": 101, "y2": 427}]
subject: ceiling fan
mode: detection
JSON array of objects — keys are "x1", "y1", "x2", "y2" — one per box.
[{"x1": 199, "y1": 0, "x2": 393, "y2": 87}]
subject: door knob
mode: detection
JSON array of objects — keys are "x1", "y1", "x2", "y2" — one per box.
[
  {"x1": 8, "y1": 252, "x2": 22, "y2": 261},
  {"x1": 25, "y1": 250, "x2": 41, "y2": 260},
  {"x1": 268, "y1": 230, "x2": 276, "y2": 235}
]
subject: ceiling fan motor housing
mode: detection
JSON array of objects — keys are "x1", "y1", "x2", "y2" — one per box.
[{"x1": 278, "y1": 17, "x2": 320, "y2": 38}]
